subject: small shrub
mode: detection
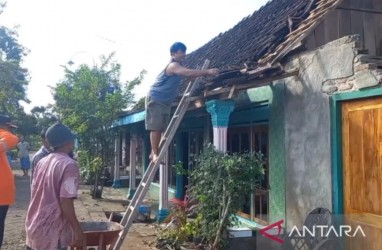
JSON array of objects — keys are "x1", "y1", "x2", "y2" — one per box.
[
  {"x1": 191, "y1": 144, "x2": 265, "y2": 249},
  {"x1": 157, "y1": 144, "x2": 265, "y2": 249}
]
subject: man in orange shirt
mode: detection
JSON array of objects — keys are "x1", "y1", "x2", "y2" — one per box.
[{"x1": 0, "y1": 114, "x2": 19, "y2": 248}]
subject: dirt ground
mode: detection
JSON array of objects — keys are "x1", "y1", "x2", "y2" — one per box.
[
  {"x1": 121, "y1": 223, "x2": 158, "y2": 250},
  {"x1": 4, "y1": 168, "x2": 158, "y2": 250},
  {"x1": 78, "y1": 185, "x2": 159, "y2": 250}
]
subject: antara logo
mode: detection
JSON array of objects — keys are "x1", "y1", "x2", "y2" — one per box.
[
  {"x1": 259, "y1": 220, "x2": 285, "y2": 244},
  {"x1": 259, "y1": 220, "x2": 367, "y2": 244},
  {"x1": 289, "y1": 225, "x2": 366, "y2": 238}
]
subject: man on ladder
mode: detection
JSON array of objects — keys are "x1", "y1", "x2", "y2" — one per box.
[
  {"x1": 145, "y1": 42, "x2": 219, "y2": 163},
  {"x1": 111, "y1": 45, "x2": 216, "y2": 249}
]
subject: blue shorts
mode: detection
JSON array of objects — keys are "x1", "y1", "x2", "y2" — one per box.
[{"x1": 20, "y1": 157, "x2": 31, "y2": 169}]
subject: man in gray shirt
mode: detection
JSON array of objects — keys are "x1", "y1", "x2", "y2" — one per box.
[
  {"x1": 145, "y1": 42, "x2": 219, "y2": 163},
  {"x1": 30, "y1": 128, "x2": 50, "y2": 182}
]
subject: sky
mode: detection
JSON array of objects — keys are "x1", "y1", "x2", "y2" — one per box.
[{"x1": 0, "y1": 0, "x2": 269, "y2": 112}]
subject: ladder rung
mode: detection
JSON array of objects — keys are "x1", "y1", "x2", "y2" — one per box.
[
  {"x1": 129, "y1": 206, "x2": 135, "y2": 211},
  {"x1": 184, "y1": 92, "x2": 191, "y2": 97},
  {"x1": 141, "y1": 182, "x2": 146, "y2": 187}
]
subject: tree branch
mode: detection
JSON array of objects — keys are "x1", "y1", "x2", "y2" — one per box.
[{"x1": 213, "y1": 195, "x2": 231, "y2": 249}]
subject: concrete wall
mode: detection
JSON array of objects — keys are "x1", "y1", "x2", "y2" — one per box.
[{"x1": 282, "y1": 35, "x2": 382, "y2": 230}]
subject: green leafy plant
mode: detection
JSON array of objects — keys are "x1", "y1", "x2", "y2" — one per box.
[
  {"x1": 158, "y1": 144, "x2": 265, "y2": 249},
  {"x1": 77, "y1": 150, "x2": 103, "y2": 197},
  {"x1": 53, "y1": 53, "x2": 146, "y2": 198},
  {"x1": 173, "y1": 161, "x2": 189, "y2": 176},
  {"x1": 190, "y1": 144, "x2": 265, "y2": 249},
  {"x1": 157, "y1": 192, "x2": 202, "y2": 249}
]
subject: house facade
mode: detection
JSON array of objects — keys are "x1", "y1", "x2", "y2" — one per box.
[{"x1": 112, "y1": 0, "x2": 382, "y2": 246}]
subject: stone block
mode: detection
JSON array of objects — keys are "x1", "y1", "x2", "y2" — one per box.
[
  {"x1": 323, "y1": 79, "x2": 336, "y2": 86},
  {"x1": 371, "y1": 69, "x2": 382, "y2": 78},
  {"x1": 354, "y1": 70, "x2": 379, "y2": 89},
  {"x1": 334, "y1": 78, "x2": 348, "y2": 84},
  {"x1": 316, "y1": 44, "x2": 355, "y2": 80},
  {"x1": 322, "y1": 85, "x2": 338, "y2": 93},
  {"x1": 338, "y1": 83, "x2": 353, "y2": 91},
  {"x1": 323, "y1": 35, "x2": 360, "y2": 49},
  {"x1": 355, "y1": 63, "x2": 377, "y2": 72}
]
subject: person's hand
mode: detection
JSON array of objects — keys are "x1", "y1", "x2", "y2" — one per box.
[
  {"x1": 207, "y1": 68, "x2": 219, "y2": 76},
  {"x1": 71, "y1": 228, "x2": 85, "y2": 249}
]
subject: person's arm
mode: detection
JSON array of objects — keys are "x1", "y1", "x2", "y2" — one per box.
[
  {"x1": 0, "y1": 130, "x2": 19, "y2": 153},
  {"x1": 59, "y1": 162, "x2": 84, "y2": 247},
  {"x1": 60, "y1": 198, "x2": 82, "y2": 231},
  {"x1": 167, "y1": 62, "x2": 219, "y2": 78},
  {"x1": 60, "y1": 198, "x2": 83, "y2": 246}
]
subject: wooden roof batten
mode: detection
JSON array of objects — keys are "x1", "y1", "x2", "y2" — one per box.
[{"x1": 261, "y1": 0, "x2": 344, "y2": 66}]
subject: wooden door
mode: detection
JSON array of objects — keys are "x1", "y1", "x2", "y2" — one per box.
[{"x1": 342, "y1": 96, "x2": 382, "y2": 249}]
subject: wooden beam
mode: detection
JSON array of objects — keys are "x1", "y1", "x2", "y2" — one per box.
[
  {"x1": 228, "y1": 85, "x2": 237, "y2": 99},
  {"x1": 336, "y1": 6, "x2": 382, "y2": 14},
  {"x1": 203, "y1": 70, "x2": 299, "y2": 98},
  {"x1": 173, "y1": 70, "x2": 299, "y2": 109}
]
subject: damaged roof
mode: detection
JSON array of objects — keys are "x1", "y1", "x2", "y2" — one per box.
[
  {"x1": 183, "y1": 0, "x2": 343, "y2": 91},
  {"x1": 185, "y1": 0, "x2": 309, "y2": 70}
]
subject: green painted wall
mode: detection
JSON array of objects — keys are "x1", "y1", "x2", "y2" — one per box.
[
  {"x1": 246, "y1": 86, "x2": 273, "y2": 103},
  {"x1": 229, "y1": 105, "x2": 270, "y2": 125},
  {"x1": 268, "y1": 83, "x2": 286, "y2": 223},
  {"x1": 246, "y1": 84, "x2": 286, "y2": 223}
]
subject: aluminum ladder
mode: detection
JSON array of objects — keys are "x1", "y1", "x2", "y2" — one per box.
[{"x1": 110, "y1": 59, "x2": 210, "y2": 249}]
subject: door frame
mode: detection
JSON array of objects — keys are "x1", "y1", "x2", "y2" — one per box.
[{"x1": 331, "y1": 86, "x2": 382, "y2": 214}]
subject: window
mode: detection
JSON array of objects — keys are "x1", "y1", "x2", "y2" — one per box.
[
  {"x1": 122, "y1": 134, "x2": 130, "y2": 176},
  {"x1": 135, "y1": 136, "x2": 144, "y2": 176},
  {"x1": 252, "y1": 125, "x2": 269, "y2": 224},
  {"x1": 153, "y1": 142, "x2": 173, "y2": 184},
  {"x1": 227, "y1": 125, "x2": 269, "y2": 224},
  {"x1": 167, "y1": 139, "x2": 177, "y2": 188},
  {"x1": 152, "y1": 130, "x2": 204, "y2": 189},
  {"x1": 188, "y1": 130, "x2": 204, "y2": 171},
  {"x1": 152, "y1": 138, "x2": 177, "y2": 187},
  {"x1": 123, "y1": 134, "x2": 144, "y2": 177}
]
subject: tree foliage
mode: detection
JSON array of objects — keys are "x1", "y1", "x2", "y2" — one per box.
[
  {"x1": 13, "y1": 111, "x2": 38, "y2": 136},
  {"x1": 30, "y1": 105, "x2": 58, "y2": 131},
  {"x1": 0, "y1": 58, "x2": 29, "y2": 113},
  {"x1": 0, "y1": 1, "x2": 29, "y2": 116},
  {"x1": 0, "y1": 25, "x2": 26, "y2": 61},
  {"x1": 132, "y1": 96, "x2": 145, "y2": 111},
  {"x1": 53, "y1": 53, "x2": 145, "y2": 197},
  {"x1": 190, "y1": 144, "x2": 265, "y2": 249}
]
